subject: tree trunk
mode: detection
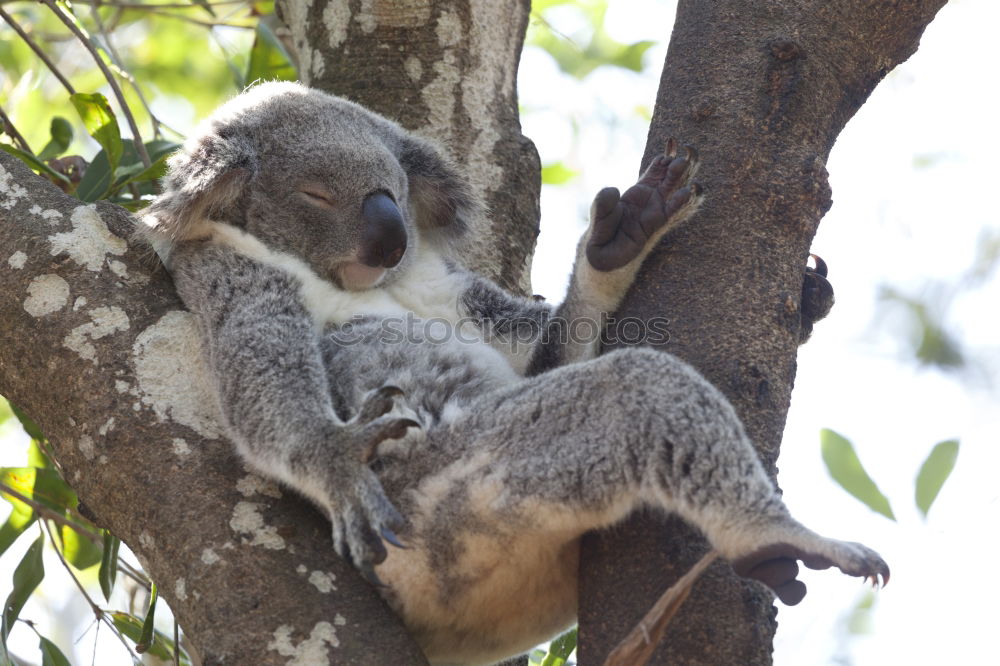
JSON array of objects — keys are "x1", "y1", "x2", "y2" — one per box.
[{"x1": 579, "y1": 1, "x2": 947, "y2": 663}]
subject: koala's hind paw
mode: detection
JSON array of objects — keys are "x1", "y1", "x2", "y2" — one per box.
[
  {"x1": 732, "y1": 538, "x2": 889, "y2": 606},
  {"x1": 586, "y1": 138, "x2": 704, "y2": 272}
]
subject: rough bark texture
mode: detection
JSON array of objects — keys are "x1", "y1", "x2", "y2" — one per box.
[
  {"x1": 578, "y1": 1, "x2": 947, "y2": 664},
  {"x1": 276, "y1": 0, "x2": 540, "y2": 295}
]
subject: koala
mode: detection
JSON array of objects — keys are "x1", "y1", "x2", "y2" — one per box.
[{"x1": 141, "y1": 82, "x2": 888, "y2": 666}]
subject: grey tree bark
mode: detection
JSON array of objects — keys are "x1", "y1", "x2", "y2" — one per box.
[
  {"x1": 0, "y1": 0, "x2": 947, "y2": 664},
  {"x1": 578, "y1": 1, "x2": 948, "y2": 663}
]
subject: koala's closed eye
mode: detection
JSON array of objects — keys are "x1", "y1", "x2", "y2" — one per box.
[{"x1": 299, "y1": 188, "x2": 336, "y2": 208}]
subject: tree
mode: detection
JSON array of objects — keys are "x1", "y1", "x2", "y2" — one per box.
[{"x1": 0, "y1": 0, "x2": 947, "y2": 664}]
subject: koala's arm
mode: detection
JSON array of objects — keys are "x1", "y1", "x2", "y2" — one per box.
[
  {"x1": 459, "y1": 141, "x2": 701, "y2": 374},
  {"x1": 167, "y1": 241, "x2": 414, "y2": 580}
]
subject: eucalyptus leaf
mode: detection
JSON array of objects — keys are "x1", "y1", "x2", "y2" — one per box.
[
  {"x1": 99, "y1": 530, "x2": 121, "y2": 601},
  {"x1": 820, "y1": 429, "x2": 895, "y2": 521},
  {"x1": 70, "y1": 93, "x2": 123, "y2": 176},
  {"x1": 136, "y1": 583, "x2": 158, "y2": 653},
  {"x1": 111, "y1": 612, "x2": 190, "y2": 662},
  {"x1": 245, "y1": 21, "x2": 297, "y2": 85},
  {"x1": 0, "y1": 145, "x2": 71, "y2": 185},
  {"x1": 38, "y1": 635, "x2": 72, "y2": 666},
  {"x1": 10, "y1": 404, "x2": 44, "y2": 442},
  {"x1": 1, "y1": 535, "x2": 45, "y2": 644},
  {"x1": 915, "y1": 439, "x2": 959, "y2": 518},
  {"x1": 37, "y1": 117, "x2": 74, "y2": 161}
]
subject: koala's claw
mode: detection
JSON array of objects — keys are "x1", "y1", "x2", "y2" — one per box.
[
  {"x1": 381, "y1": 526, "x2": 408, "y2": 549},
  {"x1": 586, "y1": 137, "x2": 703, "y2": 272},
  {"x1": 356, "y1": 384, "x2": 406, "y2": 423},
  {"x1": 732, "y1": 539, "x2": 890, "y2": 606}
]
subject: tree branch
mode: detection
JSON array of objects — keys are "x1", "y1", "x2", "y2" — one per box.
[
  {"x1": 578, "y1": 1, "x2": 949, "y2": 663},
  {"x1": 42, "y1": 0, "x2": 152, "y2": 168}
]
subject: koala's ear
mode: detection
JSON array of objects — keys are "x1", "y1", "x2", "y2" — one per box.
[
  {"x1": 397, "y1": 136, "x2": 481, "y2": 237},
  {"x1": 141, "y1": 129, "x2": 257, "y2": 243}
]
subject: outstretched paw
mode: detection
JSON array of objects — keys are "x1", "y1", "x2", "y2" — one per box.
[
  {"x1": 799, "y1": 254, "x2": 834, "y2": 343},
  {"x1": 732, "y1": 538, "x2": 889, "y2": 606},
  {"x1": 328, "y1": 385, "x2": 420, "y2": 582},
  {"x1": 586, "y1": 138, "x2": 703, "y2": 272}
]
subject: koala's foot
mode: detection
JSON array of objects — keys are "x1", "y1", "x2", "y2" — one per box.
[
  {"x1": 799, "y1": 254, "x2": 834, "y2": 343},
  {"x1": 587, "y1": 138, "x2": 704, "y2": 272},
  {"x1": 731, "y1": 529, "x2": 889, "y2": 606},
  {"x1": 330, "y1": 385, "x2": 420, "y2": 585}
]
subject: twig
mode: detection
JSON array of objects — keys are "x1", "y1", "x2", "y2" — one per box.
[
  {"x1": 42, "y1": 0, "x2": 152, "y2": 168},
  {"x1": 0, "y1": 104, "x2": 32, "y2": 153},
  {"x1": 0, "y1": 481, "x2": 99, "y2": 539},
  {"x1": 88, "y1": 0, "x2": 162, "y2": 139},
  {"x1": 41, "y1": 520, "x2": 142, "y2": 663},
  {"x1": 143, "y1": 8, "x2": 255, "y2": 28},
  {"x1": 173, "y1": 617, "x2": 180, "y2": 666},
  {"x1": 602, "y1": 550, "x2": 720, "y2": 666},
  {"x1": 0, "y1": 6, "x2": 77, "y2": 95}
]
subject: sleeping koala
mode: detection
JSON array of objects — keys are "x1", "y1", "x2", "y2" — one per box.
[{"x1": 141, "y1": 82, "x2": 887, "y2": 665}]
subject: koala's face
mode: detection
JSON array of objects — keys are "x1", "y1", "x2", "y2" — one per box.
[
  {"x1": 243, "y1": 120, "x2": 416, "y2": 291},
  {"x1": 145, "y1": 82, "x2": 479, "y2": 291}
]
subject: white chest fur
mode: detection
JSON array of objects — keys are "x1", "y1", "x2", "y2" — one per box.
[{"x1": 206, "y1": 222, "x2": 466, "y2": 329}]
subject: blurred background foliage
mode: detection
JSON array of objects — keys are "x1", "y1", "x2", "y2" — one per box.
[{"x1": 1, "y1": 0, "x2": 994, "y2": 664}]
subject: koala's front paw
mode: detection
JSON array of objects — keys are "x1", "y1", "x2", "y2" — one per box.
[
  {"x1": 799, "y1": 254, "x2": 834, "y2": 343},
  {"x1": 586, "y1": 138, "x2": 703, "y2": 272},
  {"x1": 329, "y1": 385, "x2": 420, "y2": 585},
  {"x1": 732, "y1": 536, "x2": 889, "y2": 606}
]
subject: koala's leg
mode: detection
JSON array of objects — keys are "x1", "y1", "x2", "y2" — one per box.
[{"x1": 403, "y1": 347, "x2": 887, "y2": 607}]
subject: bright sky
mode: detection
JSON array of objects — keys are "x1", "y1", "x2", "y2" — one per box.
[{"x1": 3, "y1": 0, "x2": 999, "y2": 664}]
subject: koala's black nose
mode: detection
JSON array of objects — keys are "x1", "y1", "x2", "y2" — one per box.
[{"x1": 360, "y1": 191, "x2": 407, "y2": 268}]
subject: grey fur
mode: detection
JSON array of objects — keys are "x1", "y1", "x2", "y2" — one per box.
[{"x1": 144, "y1": 82, "x2": 888, "y2": 666}]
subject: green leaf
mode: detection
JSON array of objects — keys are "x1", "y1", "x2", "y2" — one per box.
[
  {"x1": 37, "y1": 117, "x2": 74, "y2": 161},
  {"x1": 0, "y1": 467, "x2": 77, "y2": 516},
  {"x1": 99, "y1": 530, "x2": 121, "y2": 601},
  {"x1": 60, "y1": 524, "x2": 103, "y2": 570},
  {"x1": 76, "y1": 139, "x2": 179, "y2": 202},
  {"x1": 38, "y1": 635, "x2": 72, "y2": 666},
  {"x1": 915, "y1": 439, "x2": 959, "y2": 518},
  {"x1": 26, "y1": 441, "x2": 53, "y2": 470},
  {"x1": 1, "y1": 534, "x2": 45, "y2": 644},
  {"x1": 0, "y1": 515, "x2": 35, "y2": 559},
  {"x1": 541, "y1": 162, "x2": 580, "y2": 185},
  {"x1": 70, "y1": 93, "x2": 123, "y2": 176},
  {"x1": 245, "y1": 21, "x2": 298, "y2": 85},
  {"x1": 820, "y1": 429, "x2": 895, "y2": 521},
  {"x1": 136, "y1": 583, "x2": 158, "y2": 653},
  {"x1": 0, "y1": 145, "x2": 71, "y2": 185},
  {"x1": 540, "y1": 627, "x2": 577, "y2": 666},
  {"x1": 10, "y1": 404, "x2": 44, "y2": 442},
  {"x1": 111, "y1": 612, "x2": 189, "y2": 663}
]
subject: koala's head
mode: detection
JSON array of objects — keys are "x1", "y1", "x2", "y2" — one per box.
[{"x1": 143, "y1": 81, "x2": 480, "y2": 290}]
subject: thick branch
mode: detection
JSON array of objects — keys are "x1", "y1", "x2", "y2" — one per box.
[
  {"x1": 0, "y1": 152, "x2": 426, "y2": 664},
  {"x1": 579, "y1": 1, "x2": 947, "y2": 663}
]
